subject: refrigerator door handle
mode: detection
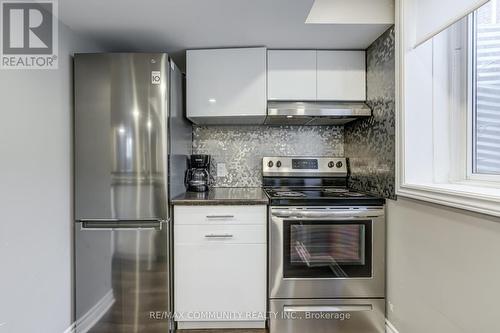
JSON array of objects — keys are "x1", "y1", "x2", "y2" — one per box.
[{"x1": 80, "y1": 220, "x2": 165, "y2": 230}]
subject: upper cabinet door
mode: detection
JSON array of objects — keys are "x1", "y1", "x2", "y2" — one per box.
[
  {"x1": 267, "y1": 50, "x2": 317, "y2": 101},
  {"x1": 317, "y1": 51, "x2": 366, "y2": 101},
  {"x1": 187, "y1": 47, "x2": 266, "y2": 124}
]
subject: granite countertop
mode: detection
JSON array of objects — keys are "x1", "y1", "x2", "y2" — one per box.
[{"x1": 171, "y1": 187, "x2": 269, "y2": 205}]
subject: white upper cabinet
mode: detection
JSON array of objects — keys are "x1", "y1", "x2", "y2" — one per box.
[
  {"x1": 267, "y1": 50, "x2": 317, "y2": 101},
  {"x1": 317, "y1": 50, "x2": 366, "y2": 101},
  {"x1": 187, "y1": 47, "x2": 266, "y2": 124},
  {"x1": 267, "y1": 50, "x2": 366, "y2": 102}
]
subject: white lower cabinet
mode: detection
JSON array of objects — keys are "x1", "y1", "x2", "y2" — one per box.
[{"x1": 174, "y1": 205, "x2": 267, "y2": 329}]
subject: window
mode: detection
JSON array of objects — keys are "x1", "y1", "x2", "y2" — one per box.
[
  {"x1": 398, "y1": 0, "x2": 500, "y2": 217},
  {"x1": 472, "y1": 1, "x2": 500, "y2": 177}
]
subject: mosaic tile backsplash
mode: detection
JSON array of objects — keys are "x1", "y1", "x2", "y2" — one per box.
[
  {"x1": 345, "y1": 27, "x2": 396, "y2": 199},
  {"x1": 192, "y1": 125, "x2": 344, "y2": 187}
]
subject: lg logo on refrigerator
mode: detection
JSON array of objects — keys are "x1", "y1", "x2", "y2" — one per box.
[
  {"x1": 1, "y1": 0, "x2": 58, "y2": 69},
  {"x1": 152, "y1": 71, "x2": 161, "y2": 85}
]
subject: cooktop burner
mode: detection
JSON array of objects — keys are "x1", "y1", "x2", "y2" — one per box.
[
  {"x1": 274, "y1": 191, "x2": 307, "y2": 197},
  {"x1": 342, "y1": 192, "x2": 366, "y2": 197},
  {"x1": 323, "y1": 188, "x2": 349, "y2": 194}
]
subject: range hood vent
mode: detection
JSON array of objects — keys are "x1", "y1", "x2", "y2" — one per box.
[{"x1": 265, "y1": 101, "x2": 372, "y2": 126}]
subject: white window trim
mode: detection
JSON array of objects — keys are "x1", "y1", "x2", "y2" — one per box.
[
  {"x1": 468, "y1": 173, "x2": 500, "y2": 182},
  {"x1": 396, "y1": 0, "x2": 500, "y2": 218}
]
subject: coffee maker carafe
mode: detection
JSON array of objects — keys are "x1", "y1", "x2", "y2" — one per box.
[{"x1": 185, "y1": 154, "x2": 211, "y2": 192}]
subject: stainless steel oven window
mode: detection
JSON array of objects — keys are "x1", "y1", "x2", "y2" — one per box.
[{"x1": 283, "y1": 220, "x2": 372, "y2": 278}]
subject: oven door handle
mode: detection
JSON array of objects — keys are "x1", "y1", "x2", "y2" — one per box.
[
  {"x1": 283, "y1": 305, "x2": 373, "y2": 313},
  {"x1": 272, "y1": 209, "x2": 384, "y2": 219}
]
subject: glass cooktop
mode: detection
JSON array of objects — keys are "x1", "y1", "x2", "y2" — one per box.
[{"x1": 263, "y1": 187, "x2": 385, "y2": 206}]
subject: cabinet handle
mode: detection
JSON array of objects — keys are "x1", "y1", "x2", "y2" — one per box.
[
  {"x1": 204, "y1": 234, "x2": 234, "y2": 238},
  {"x1": 206, "y1": 215, "x2": 235, "y2": 219}
]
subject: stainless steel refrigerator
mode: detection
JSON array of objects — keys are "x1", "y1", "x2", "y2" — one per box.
[{"x1": 73, "y1": 53, "x2": 191, "y2": 333}]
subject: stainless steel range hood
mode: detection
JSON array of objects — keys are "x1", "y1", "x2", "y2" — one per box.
[{"x1": 265, "y1": 101, "x2": 372, "y2": 125}]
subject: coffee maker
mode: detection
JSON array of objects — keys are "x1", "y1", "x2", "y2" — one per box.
[{"x1": 185, "y1": 154, "x2": 211, "y2": 192}]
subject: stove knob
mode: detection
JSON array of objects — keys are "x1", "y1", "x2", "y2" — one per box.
[
  {"x1": 336, "y1": 161, "x2": 343, "y2": 168},
  {"x1": 268, "y1": 161, "x2": 274, "y2": 168},
  {"x1": 276, "y1": 161, "x2": 282, "y2": 168},
  {"x1": 328, "y1": 161, "x2": 335, "y2": 168}
]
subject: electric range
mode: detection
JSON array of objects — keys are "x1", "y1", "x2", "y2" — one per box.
[{"x1": 263, "y1": 156, "x2": 386, "y2": 333}]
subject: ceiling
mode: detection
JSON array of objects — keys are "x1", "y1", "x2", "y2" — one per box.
[{"x1": 59, "y1": 0, "x2": 393, "y2": 71}]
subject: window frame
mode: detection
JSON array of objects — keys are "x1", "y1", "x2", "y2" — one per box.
[{"x1": 466, "y1": 8, "x2": 500, "y2": 183}]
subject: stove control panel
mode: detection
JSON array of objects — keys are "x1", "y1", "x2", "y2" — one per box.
[
  {"x1": 292, "y1": 159, "x2": 318, "y2": 169},
  {"x1": 262, "y1": 157, "x2": 347, "y2": 177}
]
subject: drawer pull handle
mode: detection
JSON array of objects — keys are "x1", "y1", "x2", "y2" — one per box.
[
  {"x1": 204, "y1": 234, "x2": 234, "y2": 238},
  {"x1": 206, "y1": 215, "x2": 235, "y2": 219},
  {"x1": 283, "y1": 305, "x2": 373, "y2": 313}
]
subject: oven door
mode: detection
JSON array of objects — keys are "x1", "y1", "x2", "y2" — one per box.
[{"x1": 269, "y1": 206, "x2": 385, "y2": 299}]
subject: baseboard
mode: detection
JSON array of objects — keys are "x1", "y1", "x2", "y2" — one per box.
[
  {"x1": 63, "y1": 290, "x2": 115, "y2": 333},
  {"x1": 386, "y1": 319, "x2": 400, "y2": 333}
]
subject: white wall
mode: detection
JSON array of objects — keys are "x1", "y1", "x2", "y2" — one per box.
[
  {"x1": 0, "y1": 23, "x2": 104, "y2": 333},
  {"x1": 387, "y1": 198, "x2": 500, "y2": 332}
]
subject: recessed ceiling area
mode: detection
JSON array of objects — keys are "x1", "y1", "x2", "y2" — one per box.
[
  {"x1": 59, "y1": 0, "x2": 393, "y2": 70},
  {"x1": 306, "y1": 0, "x2": 394, "y2": 24}
]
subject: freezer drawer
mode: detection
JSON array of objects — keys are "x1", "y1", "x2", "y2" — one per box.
[
  {"x1": 269, "y1": 298, "x2": 385, "y2": 333},
  {"x1": 75, "y1": 220, "x2": 171, "y2": 333}
]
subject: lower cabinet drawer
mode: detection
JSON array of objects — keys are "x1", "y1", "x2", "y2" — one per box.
[
  {"x1": 175, "y1": 224, "x2": 266, "y2": 244},
  {"x1": 174, "y1": 205, "x2": 266, "y2": 225},
  {"x1": 174, "y1": 242, "x2": 266, "y2": 321}
]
